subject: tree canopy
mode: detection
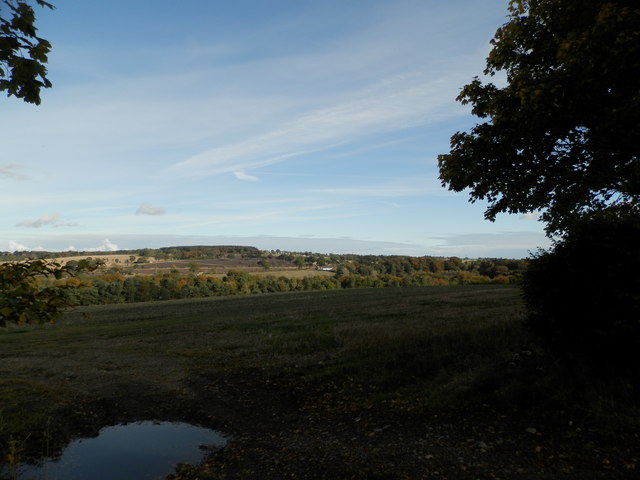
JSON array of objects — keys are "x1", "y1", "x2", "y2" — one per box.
[
  {"x1": 438, "y1": 0, "x2": 640, "y2": 235},
  {"x1": 0, "y1": 258, "x2": 99, "y2": 326},
  {"x1": 0, "y1": 0, "x2": 53, "y2": 104}
]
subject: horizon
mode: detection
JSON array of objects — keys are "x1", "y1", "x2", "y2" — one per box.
[
  {"x1": 1, "y1": 1, "x2": 551, "y2": 258},
  {"x1": 2, "y1": 237, "x2": 537, "y2": 260}
]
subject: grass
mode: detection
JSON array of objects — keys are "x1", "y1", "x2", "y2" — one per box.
[
  {"x1": 0, "y1": 284, "x2": 637, "y2": 478},
  {"x1": 0, "y1": 285, "x2": 525, "y2": 418}
]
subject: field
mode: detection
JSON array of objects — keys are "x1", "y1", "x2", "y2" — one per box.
[
  {"x1": 0, "y1": 285, "x2": 637, "y2": 479},
  {"x1": 42, "y1": 254, "x2": 138, "y2": 266},
  {"x1": 38, "y1": 253, "x2": 330, "y2": 276}
]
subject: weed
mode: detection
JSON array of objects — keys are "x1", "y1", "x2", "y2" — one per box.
[{"x1": 3, "y1": 435, "x2": 28, "y2": 480}]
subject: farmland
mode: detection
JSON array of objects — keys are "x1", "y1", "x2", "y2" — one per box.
[
  {"x1": 0, "y1": 285, "x2": 637, "y2": 479},
  {"x1": 40, "y1": 253, "x2": 313, "y2": 276},
  {"x1": 2, "y1": 245, "x2": 528, "y2": 282}
]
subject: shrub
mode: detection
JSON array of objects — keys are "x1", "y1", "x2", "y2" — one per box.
[{"x1": 522, "y1": 215, "x2": 640, "y2": 377}]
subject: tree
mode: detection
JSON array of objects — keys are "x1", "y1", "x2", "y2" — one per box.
[
  {"x1": 0, "y1": 2, "x2": 60, "y2": 326},
  {"x1": 438, "y1": 0, "x2": 640, "y2": 235},
  {"x1": 0, "y1": 0, "x2": 53, "y2": 104},
  {"x1": 0, "y1": 258, "x2": 99, "y2": 326},
  {"x1": 294, "y1": 256, "x2": 305, "y2": 269}
]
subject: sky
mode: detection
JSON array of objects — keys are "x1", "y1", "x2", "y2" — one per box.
[{"x1": 0, "y1": 0, "x2": 552, "y2": 258}]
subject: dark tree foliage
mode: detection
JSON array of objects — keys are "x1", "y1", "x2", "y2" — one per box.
[
  {"x1": 438, "y1": 0, "x2": 640, "y2": 235},
  {"x1": 0, "y1": 258, "x2": 99, "y2": 326},
  {"x1": 522, "y1": 216, "x2": 640, "y2": 375},
  {"x1": 0, "y1": 0, "x2": 53, "y2": 104}
]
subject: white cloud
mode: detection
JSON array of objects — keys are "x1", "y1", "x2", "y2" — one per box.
[
  {"x1": 234, "y1": 171, "x2": 260, "y2": 182},
  {"x1": 16, "y1": 213, "x2": 61, "y2": 228},
  {"x1": 8, "y1": 240, "x2": 31, "y2": 252},
  {"x1": 136, "y1": 202, "x2": 166, "y2": 215},
  {"x1": 85, "y1": 239, "x2": 119, "y2": 252},
  {"x1": 519, "y1": 212, "x2": 540, "y2": 221},
  {"x1": 15, "y1": 213, "x2": 79, "y2": 228},
  {"x1": 0, "y1": 164, "x2": 28, "y2": 181}
]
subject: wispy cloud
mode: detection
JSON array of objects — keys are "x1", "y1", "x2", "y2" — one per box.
[
  {"x1": 169, "y1": 71, "x2": 468, "y2": 178},
  {"x1": 136, "y1": 202, "x2": 166, "y2": 216},
  {"x1": 0, "y1": 164, "x2": 28, "y2": 181},
  {"x1": 311, "y1": 178, "x2": 445, "y2": 198},
  {"x1": 234, "y1": 171, "x2": 259, "y2": 182},
  {"x1": 168, "y1": 199, "x2": 347, "y2": 231},
  {"x1": 0, "y1": 2, "x2": 542, "y2": 258},
  {"x1": 15, "y1": 213, "x2": 78, "y2": 228}
]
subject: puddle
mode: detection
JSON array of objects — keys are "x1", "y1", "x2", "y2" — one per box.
[{"x1": 13, "y1": 421, "x2": 226, "y2": 480}]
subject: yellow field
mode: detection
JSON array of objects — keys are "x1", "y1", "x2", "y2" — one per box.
[{"x1": 44, "y1": 254, "x2": 144, "y2": 266}]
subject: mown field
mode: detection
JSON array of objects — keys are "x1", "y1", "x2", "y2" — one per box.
[{"x1": 0, "y1": 285, "x2": 637, "y2": 479}]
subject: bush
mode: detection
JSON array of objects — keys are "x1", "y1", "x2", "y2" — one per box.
[{"x1": 522, "y1": 216, "x2": 640, "y2": 377}]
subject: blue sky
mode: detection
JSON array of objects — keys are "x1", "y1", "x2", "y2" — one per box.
[{"x1": 0, "y1": 0, "x2": 550, "y2": 258}]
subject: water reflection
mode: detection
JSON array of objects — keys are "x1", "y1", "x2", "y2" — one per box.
[{"x1": 17, "y1": 421, "x2": 225, "y2": 480}]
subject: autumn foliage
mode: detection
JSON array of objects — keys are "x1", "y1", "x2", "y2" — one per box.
[{"x1": 0, "y1": 258, "x2": 99, "y2": 326}]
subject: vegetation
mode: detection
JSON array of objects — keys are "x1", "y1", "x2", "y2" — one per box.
[
  {"x1": 0, "y1": 258, "x2": 99, "y2": 326},
  {"x1": 438, "y1": 0, "x2": 639, "y2": 235},
  {"x1": 1, "y1": 0, "x2": 638, "y2": 476},
  {"x1": 1, "y1": 286, "x2": 637, "y2": 478},
  {"x1": 439, "y1": 0, "x2": 640, "y2": 382},
  {"x1": 523, "y1": 215, "x2": 640, "y2": 379},
  {"x1": 0, "y1": 246, "x2": 529, "y2": 314},
  {"x1": 0, "y1": 0, "x2": 54, "y2": 104},
  {"x1": 2, "y1": 250, "x2": 527, "y2": 309}
]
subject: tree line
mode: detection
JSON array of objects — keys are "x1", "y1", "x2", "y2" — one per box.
[{"x1": 45, "y1": 258, "x2": 523, "y2": 307}]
